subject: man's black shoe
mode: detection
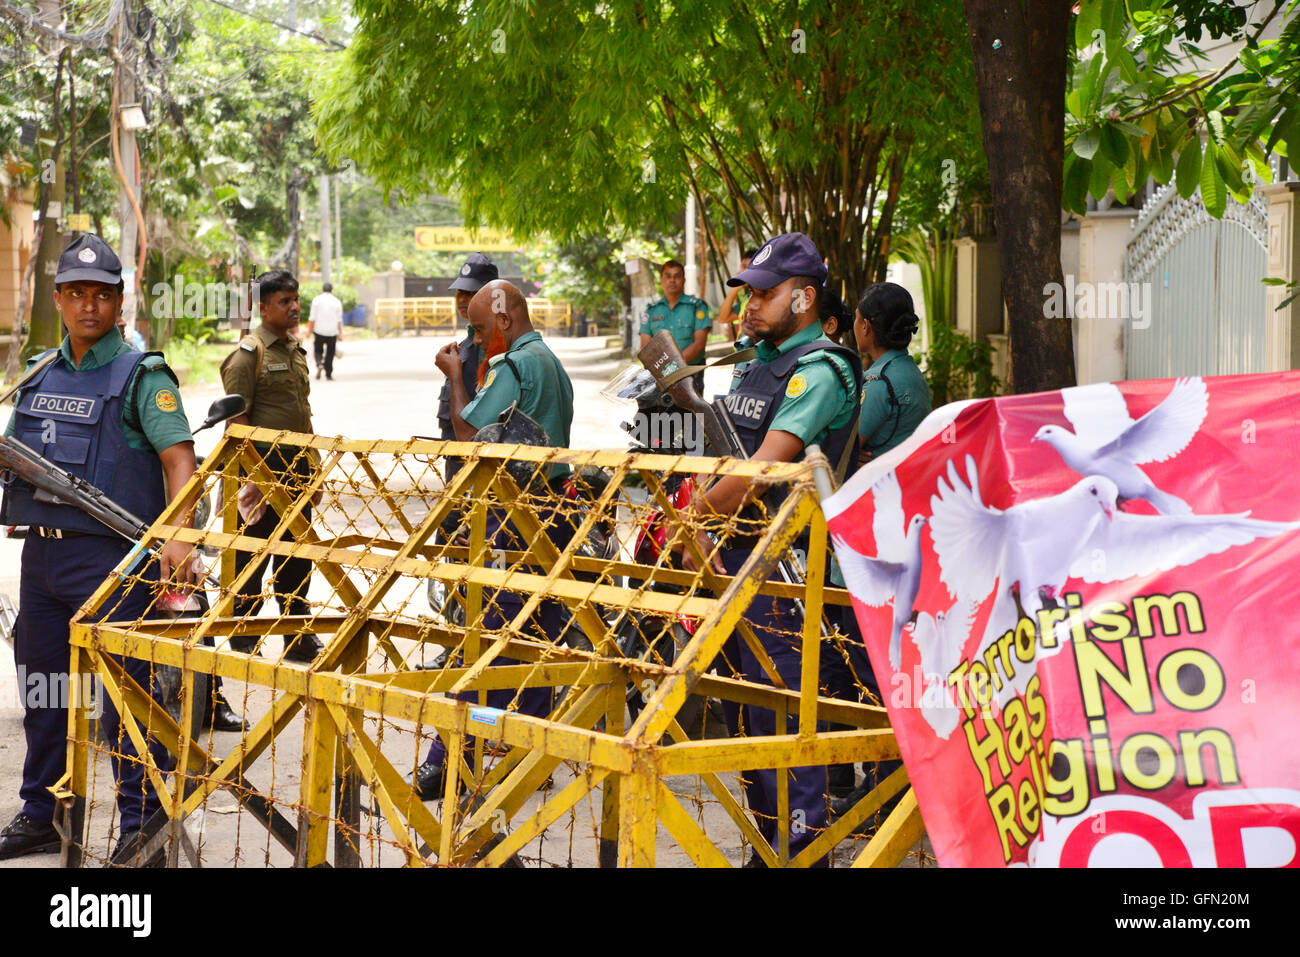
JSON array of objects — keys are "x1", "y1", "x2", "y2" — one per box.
[
  {"x1": 283, "y1": 633, "x2": 324, "y2": 663},
  {"x1": 828, "y1": 763, "x2": 856, "y2": 800},
  {"x1": 0, "y1": 812, "x2": 59, "y2": 860},
  {"x1": 412, "y1": 760, "x2": 450, "y2": 801},
  {"x1": 108, "y1": 828, "x2": 164, "y2": 868},
  {"x1": 229, "y1": 636, "x2": 259, "y2": 656},
  {"x1": 206, "y1": 689, "x2": 248, "y2": 733}
]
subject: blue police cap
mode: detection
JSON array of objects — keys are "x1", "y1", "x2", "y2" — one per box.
[
  {"x1": 55, "y1": 234, "x2": 122, "y2": 287},
  {"x1": 727, "y1": 232, "x2": 827, "y2": 291},
  {"x1": 449, "y1": 251, "x2": 499, "y2": 293}
]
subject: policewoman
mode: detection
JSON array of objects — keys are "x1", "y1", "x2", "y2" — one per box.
[
  {"x1": 417, "y1": 280, "x2": 575, "y2": 798},
  {"x1": 0, "y1": 235, "x2": 198, "y2": 863},
  {"x1": 682, "y1": 233, "x2": 861, "y2": 865},
  {"x1": 220, "y1": 270, "x2": 322, "y2": 663},
  {"x1": 825, "y1": 281, "x2": 931, "y2": 823},
  {"x1": 436, "y1": 252, "x2": 498, "y2": 450},
  {"x1": 639, "y1": 259, "x2": 711, "y2": 389},
  {"x1": 854, "y1": 282, "x2": 931, "y2": 463}
]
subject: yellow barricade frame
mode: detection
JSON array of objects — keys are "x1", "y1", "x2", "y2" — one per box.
[{"x1": 60, "y1": 426, "x2": 924, "y2": 867}]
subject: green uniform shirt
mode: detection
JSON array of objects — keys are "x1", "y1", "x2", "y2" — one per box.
[
  {"x1": 859, "y1": 349, "x2": 932, "y2": 455},
  {"x1": 4, "y1": 331, "x2": 193, "y2": 453},
  {"x1": 220, "y1": 325, "x2": 314, "y2": 434},
  {"x1": 748, "y1": 323, "x2": 857, "y2": 450},
  {"x1": 462, "y1": 330, "x2": 574, "y2": 477},
  {"x1": 639, "y1": 294, "x2": 711, "y2": 352}
]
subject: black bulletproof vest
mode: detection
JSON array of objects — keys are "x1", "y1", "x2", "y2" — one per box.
[
  {"x1": 721, "y1": 337, "x2": 862, "y2": 482},
  {"x1": 437, "y1": 336, "x2": 480, "y2": 440}
]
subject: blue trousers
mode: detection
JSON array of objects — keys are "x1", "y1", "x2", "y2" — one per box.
[
  {"x1": 723, "y1": 548, "x2": 828, "y2": 866},
  {"x1": 822, "y1": 604, "x2": 903, "y2": 792},
  {"x1": 424, "y1": 504, "x2": 571, "y2": 768},
  {"x1": 13, "y1": 534, "x2": 172, "y2": 832}
]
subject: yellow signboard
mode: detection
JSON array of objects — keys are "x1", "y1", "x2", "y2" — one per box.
[{"x1": 414, "y1": 226, "x2": 519, "y2": 251}]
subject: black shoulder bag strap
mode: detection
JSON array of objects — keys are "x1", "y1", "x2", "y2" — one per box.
[{"x1": 862, "y1": 356, "x2": 902, "y2": 453}]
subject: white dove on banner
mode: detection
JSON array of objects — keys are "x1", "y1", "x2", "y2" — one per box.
[
  {"x1": 832, "y1": 469, "x2": 926, "y2": 670},
  {"x1": 909, "y1": 599, "x2": 978, "y2": 738},
  {"x1": 930, "y1": 454, "x2": 1300, "y2": 707},
  {"x1": 1032, "y1": 376, "x2": 1208, "y2": 514}
]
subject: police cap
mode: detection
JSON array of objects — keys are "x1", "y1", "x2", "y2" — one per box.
[
  {"x1": 55, "y1": 234, "x2": 122, "y2": 287},
  {"x1": 449, "y1": 251, "x2": 499, "y2": 293},
  {"x1": 727, "y1": 232, "x2": 827, "y2": 291}
]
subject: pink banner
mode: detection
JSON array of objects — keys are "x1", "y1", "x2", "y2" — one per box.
[{"x1": 824, "y1": 372, "x2": 1300, "y2": 867}]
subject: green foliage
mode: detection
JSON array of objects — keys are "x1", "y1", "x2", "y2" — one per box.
[
  {"x1": 1064, "y1": 0, "x2": 1299, "y2": 216},
  {"x1": 315, "y1": 1, "x2": 983, "y2": 293},
  {"x1": 920, "y1": 321, "x2": 999, "y2": 407}
]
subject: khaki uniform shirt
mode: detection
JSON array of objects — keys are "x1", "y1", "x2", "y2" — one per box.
[{"x1": 220, "y1": 325, "x2": 314, "y2": 434}]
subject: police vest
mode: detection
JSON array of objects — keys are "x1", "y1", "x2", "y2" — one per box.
[
  {"x1": 437, "y1": 337, "x2": 479, "y2": 440},
  {"x1": 1, "y1": 350, "x2": 169, "y2": 536},
  {"x1": 722, "y1": 339, "x2": 863, "y2": 482}
]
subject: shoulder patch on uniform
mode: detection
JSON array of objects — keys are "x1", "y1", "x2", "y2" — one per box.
[
  {"x1": 483, "y1": 369, "x2": 498, "y2": 390},
  {"x1": 695, "y1": 310, "x2": 706, "y2": 320},
  {"x1": 786, "y1": 373, "x2": 808, "y2": 398},
  {"x1": 154, "y1": 389, "x2": 178, "y2": 413},
  {"x1": 240, "y1": 342, "x2": 257, "y2": 352}
]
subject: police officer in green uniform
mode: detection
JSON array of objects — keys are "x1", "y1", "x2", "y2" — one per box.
[
  {"x1": 0, "y1": 235, "x2": 200, "y2": 862},
  {"x1": 219, "y1": 270, "x2": 323, "y2": 663},
  {"x1": 414, "y1": 280, "x2": 576, "y2": 798},
  {"x1": 826, "y1": 281, "x2": 932, "y2": 824},
  {"x1": 854, "y1": 281, "x2": 932, "y2": 463},
  {"x1": 681, "y1": 232, "x2": 862, "y2": 866},
  {"x1": 437, "y1": 252, "x2": 497, "y2": 446},
  {"x1": 640, "y1": 259, "x2": 711, "y2": 389}
]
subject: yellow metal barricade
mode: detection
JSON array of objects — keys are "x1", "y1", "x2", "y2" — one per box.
[
  {"x1": 375, "y1": 297, "x2": 572, "y2": 336},
  {"x1": 60, "y1": 427, "x2": 924, "y2": 867}
]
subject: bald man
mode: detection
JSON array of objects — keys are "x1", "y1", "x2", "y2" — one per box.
[
  {"x1": 435, "y1": 280, "x2": 572, "y2": 460},
  {"x1": 418, "y1": 282, "x2": 576, "y2": 799}
]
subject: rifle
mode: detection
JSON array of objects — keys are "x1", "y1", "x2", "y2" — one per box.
[
  {"x1": 0, "y1": 395, "x2": 247, "y2": 585},
  {"x1": 637, "y1": 331, "x2": 829, "y2": 631}
]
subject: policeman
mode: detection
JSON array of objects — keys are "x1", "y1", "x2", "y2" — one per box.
[
  {"x1": 682, "y1": 233, "x2": 861, "y2": 865},
  {"x1": 436, "y1": 252, "x2": 498, "y2": 448},
  {"x1": 854, "y1": 282, "x2": 931, "y2": 463},
  {"x1": 0, "y1": 235, "x2": 198, "y2": 863},
  {"x1": 219, "y1": 270, "x2": 323, "y2": 662},
  {"x1": 639, "y1": 259, "x2": 711, "y2": 389},
  {"x1": 414, "y1": 280, "x2": 575, "y2": 798}
]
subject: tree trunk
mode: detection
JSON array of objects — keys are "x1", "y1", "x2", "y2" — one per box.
[
  {"x1": 963, "y1": 0, "x2": 1075, "y2": 393},
  {"x1": 271, "y1": 169, "x2": 308, "y2": 274}
]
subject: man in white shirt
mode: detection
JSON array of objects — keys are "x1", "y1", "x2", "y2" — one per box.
[{"x1": 308, "y1": 282, "x2": 343, "y2": 380}]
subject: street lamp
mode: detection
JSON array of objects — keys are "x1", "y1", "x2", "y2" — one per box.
[{"x1": 118, "y1": 103, "x2": 148, "y2": 132}]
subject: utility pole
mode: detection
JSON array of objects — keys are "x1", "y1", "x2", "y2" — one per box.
[
  {"x1": 684, "y1": 191, "x2": 698, "y2": 296},
  {"x1": 114, "y1": 9, "x2": 144, "y2": 340},
  {"x1": 318, "y1": 173, "x2": 332, "y2": 286},
  {"x1": 333, "y1": 174, "x2": 342, "y2": 280}
]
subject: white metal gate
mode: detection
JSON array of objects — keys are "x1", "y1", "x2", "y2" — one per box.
[{"x1": 1124, "y1": 184, "x2": 1269, "y2": 379}]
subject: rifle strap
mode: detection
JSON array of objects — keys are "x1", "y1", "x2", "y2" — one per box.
[{"x1": 0, "y1": 350, "x2": 59, "y2": 407}]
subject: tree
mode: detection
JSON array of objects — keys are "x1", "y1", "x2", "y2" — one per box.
[
  {"x1": 962, "y1": 0, "x2": 1074, "y2": 394},
  {"x1": 962, "y1": 0, "x2": 1300, "y2": 393},
  {"x1": 315, "y1": 0, "x2": 984, "y2": 299},
  {"x1": 1063, "y1": 0, "x2": 1300, "y2": 218}
]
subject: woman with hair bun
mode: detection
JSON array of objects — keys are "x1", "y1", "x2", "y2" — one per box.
[{"x1": 853, "y1": 282, "x2": 931, "y2": 464}]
